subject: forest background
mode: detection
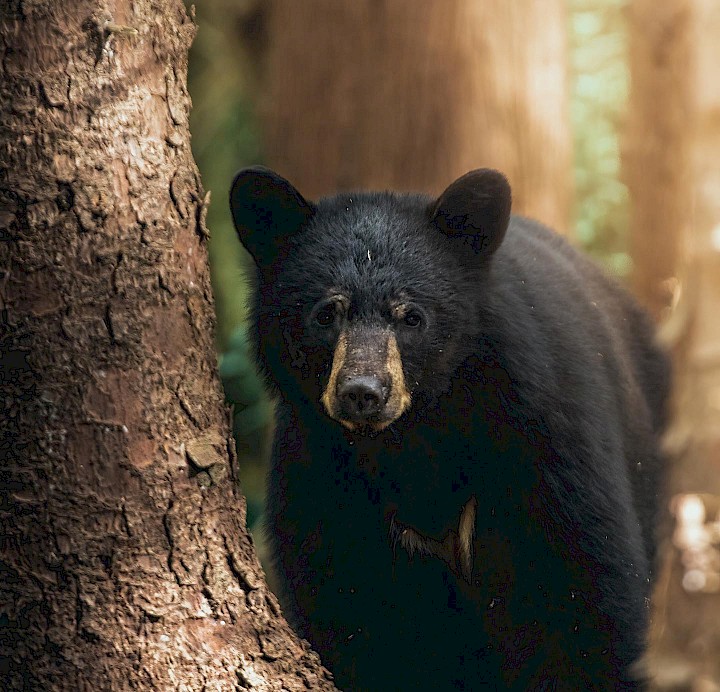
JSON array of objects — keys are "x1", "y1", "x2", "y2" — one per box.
[
  {"x1": 2, "y1": 0, "x2": 719, "y2": 687},
  {"x1": 193, "y1": 0, "x2": 637, "y2": 544},
  {"x1": 190, "y1": 0, "x2": 720, "y2": 683}
]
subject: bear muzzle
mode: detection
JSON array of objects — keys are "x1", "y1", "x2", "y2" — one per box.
[{"x1": 321, "y1": 328, "x2": 411, "y2": 431}]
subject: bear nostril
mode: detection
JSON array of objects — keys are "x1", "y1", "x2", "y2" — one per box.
[{"x1": 338, "y1": 376, "x2": 386, "y2": 420}]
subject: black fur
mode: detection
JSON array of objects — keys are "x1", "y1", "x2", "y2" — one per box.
[{"x1": 230, "y1": 168, "x2": 670, "y2": 691}]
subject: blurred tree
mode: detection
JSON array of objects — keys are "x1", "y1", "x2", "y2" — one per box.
[
  {"x1": 623, "y1": 0, "x2": 691, "y2": 321},
  {"x1": 261, "y1": 0, "x2": 572, "y2": 233},
  {"x1": 0, "y1": 1, "x2": 331, "y2": 688},
  {"x1": 640, "y1": 0, "x2": 720, "y2": 687}
]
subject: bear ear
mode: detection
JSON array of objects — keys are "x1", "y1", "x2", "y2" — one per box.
[
  {"x1": 430, "y1": 169, "x2": 512, "y2": 256},
  {"x1": 229, "y1": 166, "x2": 315, "y2": 267}
]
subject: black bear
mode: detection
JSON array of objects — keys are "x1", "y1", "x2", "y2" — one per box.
[{"x1": 230, "y1": 166, "x2": 669, "y2": 690}]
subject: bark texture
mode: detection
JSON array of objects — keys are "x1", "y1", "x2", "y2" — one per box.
[
  {"x1": 624, "y1": 0, "x2": 692, "y2": 321},
  {"x1": 0, "y1": 2, "x2": 333, "y2": 689},
  {"x1": 262, "y1": 0, "x2": 572, "y2": 233}
]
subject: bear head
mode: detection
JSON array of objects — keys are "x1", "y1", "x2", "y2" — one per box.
[{"x1": 230, "y1": 167, "x2": 511, "y2": 433}]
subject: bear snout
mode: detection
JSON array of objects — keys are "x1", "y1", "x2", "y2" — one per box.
[
  {"x1": 337, "y1": 374, "x2": 389, "y2": 422},
  {"x1": 320, "y1": 327, "x2": 411, "y2": 430}
]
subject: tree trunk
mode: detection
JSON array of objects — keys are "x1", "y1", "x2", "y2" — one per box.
[
  {"x1": 623, "y1": 0, "x2": 692, "y2": 321},
  {"x1": 262, "y1": 0, "x2": 572, "y2": 233},
  {"x1": 0, "y1": 1, "x2": 332, "y2": 689},
  {"x1": 642, "y1": 0, "x2": 720, "y2": 686}
]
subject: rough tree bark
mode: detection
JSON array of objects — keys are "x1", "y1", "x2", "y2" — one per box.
[
  {"x1": 0, "y1": 1, "x2": 333, "y2": 689},
  {"x1": 623, "y1": 0, "x2": 692, "y2": 321},
  {"x1": 261, "y1": 0, "x2": 572, "y2": 233}
]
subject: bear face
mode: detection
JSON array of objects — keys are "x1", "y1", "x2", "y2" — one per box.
[{"x1": 231, "y1": 166, "x2": 511, "y2": 431}]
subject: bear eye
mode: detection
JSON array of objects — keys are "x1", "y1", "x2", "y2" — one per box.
[
  {"x1": 315, "y1": 304, "x2": 336, "y2": 327},
  {"x1": 403, "y1": 310, "x2": 423, "y2": 328}
]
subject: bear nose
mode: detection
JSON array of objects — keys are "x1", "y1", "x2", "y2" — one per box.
[{"x1": 338, "y1": 376, "x2": 387, "y2": 421}]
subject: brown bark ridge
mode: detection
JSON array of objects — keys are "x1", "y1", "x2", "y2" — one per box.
[
  {"x1": 623, "y1": 0, "x2": 692, "y2": 321},
  {"x1": 0, "y1": 2, "x2": 333, "y2": 690},
  {"x1": 261, "y1": 0, "x2": 572, "y2": 234}
]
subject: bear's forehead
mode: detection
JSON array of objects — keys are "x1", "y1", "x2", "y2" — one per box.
[
  {"x1": 275, "y1": 194, "x2": 457, "y2": 306},
  {"x1": 294, "y1": 227, "x2": 438, "y2": 299},
  {"x1": 291, "y1": 247, "x2": 415, "y2": 301},
  {"x1": 308, "y1": 202, "x2": 420, "y2": 249}
]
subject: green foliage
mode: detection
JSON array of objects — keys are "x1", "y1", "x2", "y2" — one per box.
[
  {"x1": 187, "y1": 0, "x2": 263, "y2": 350},
  {"x1": 218, "y1": 325, "x2": 273, "y2": 529},
  {"x1": 187, "y1": 1, "x2": 270, "y2": 531},
  {"x1": 570, "y1": 0, "x2": 631, "y2": 278},
  {"x1": 219, "y1": 327, "x2": 266, "y2": 418}
]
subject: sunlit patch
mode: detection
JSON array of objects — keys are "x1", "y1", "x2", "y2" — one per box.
[
  {"x1": 711, "y1": 224, "x2": 720, "y2": 252},
  {"x1": 671, "y1": 493, "x2": 720, "y2": 593}
]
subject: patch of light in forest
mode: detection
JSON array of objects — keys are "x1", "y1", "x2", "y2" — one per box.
[
  {"x1": 672, "y1": 494, "x2": 720, "y2": 593},
  {"x1": 711, "y1": 224, "x2": 720, "y2": 251}
]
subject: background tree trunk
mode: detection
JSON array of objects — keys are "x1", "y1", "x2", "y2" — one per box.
[
  {"x1": 0, "y1": 1, "x2": 332, "y2": 689},
  {"x1": 641, "y1": 0, "x2": 720, "y2": 686},
  {"x1": 262, "y1": 0, "x2": 572, "y2": 233},
  {"x1": 623, "y1": 0, "x2": 692, "y2": 321}
]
